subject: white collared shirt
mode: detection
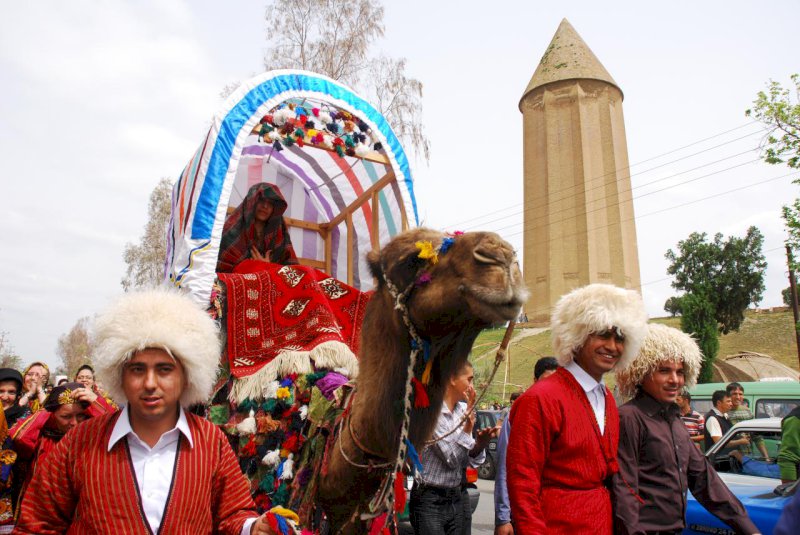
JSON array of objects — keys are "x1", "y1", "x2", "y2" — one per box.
[
  {"x1": 565, "y1": 360, "x2": 607, "y2": 434},
  {"x1": 108, "y1": 406, "x2": 256, "y2": 535}
]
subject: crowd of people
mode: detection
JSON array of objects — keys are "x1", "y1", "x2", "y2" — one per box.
[
  {"x1": 1, "y1": 273, "x2": 798, "y2": 533},
  {"x1": 0, "y1": 362, "x2": 118, "y2": 532}
]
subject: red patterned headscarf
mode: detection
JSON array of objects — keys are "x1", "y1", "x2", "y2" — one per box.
[{"x1": 216, "y1": 183, "x2": 298, "y2": 272}]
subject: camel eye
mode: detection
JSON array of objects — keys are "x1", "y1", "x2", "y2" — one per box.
[{"x1": 473, "y1": 248, "x2": 504, "y2": 266}]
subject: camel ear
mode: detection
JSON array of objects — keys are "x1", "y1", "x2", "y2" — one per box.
[{"x1": 367, "y1": 250, "x2": 384, "y2": 284}]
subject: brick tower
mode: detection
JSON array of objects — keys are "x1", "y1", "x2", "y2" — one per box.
[{"x1": 520, "y1": 19, "x2": 641, "y2": 323}]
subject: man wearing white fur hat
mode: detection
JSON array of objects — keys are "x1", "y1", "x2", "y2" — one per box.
[
  {"x1": 507, "y1": 283, "x2": 648, "y2": 535},
  {"x1": 15, "y1": 289, "x2": 280, "y2": 534},
  {"x1": 613, "y1": 323, "x2": 759, "y2": 535}
]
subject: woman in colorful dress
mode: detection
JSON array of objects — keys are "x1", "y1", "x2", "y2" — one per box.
[
  {"x1": 10, "y1": 382, "x2": 112, "y2": 519},
  {"x1": 73, "y1": 364, "x2": 118, "y2": 411},
  {"x1": 216, "y1": 182, "x2": 298, "y2": 272},
  {"x1": 18, "y1": 363, "x2": 48, "y2": 413}
]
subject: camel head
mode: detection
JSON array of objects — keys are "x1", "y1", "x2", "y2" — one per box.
[{"x1": 367, "y1": 228, "x2": 528, "y2": 335}]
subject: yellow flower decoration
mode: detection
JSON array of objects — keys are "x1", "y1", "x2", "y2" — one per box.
[
  {"x1": 415, "y1": 241, "x2": 439, "y2": 265},
  {"x1": 0, "y1": 450, "x2": 17, "y2": 465},
  {"x1": 269, "y1": 506, "x2": 300, "y2": 524},
  {"x1": 58, "y1": 389, "x2": 76, "y2": 406},
  {"x1": 276, "y1": 386, "x2": 291, "y2": 400}
]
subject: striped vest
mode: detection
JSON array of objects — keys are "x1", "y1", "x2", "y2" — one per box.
[{"x1": 16, "y1": 411, "x2": 257, "y2": 535}]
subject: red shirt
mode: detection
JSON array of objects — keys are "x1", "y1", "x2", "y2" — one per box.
[{"x1": 507, "y1": 368, "x2": 619, "y2": 535}]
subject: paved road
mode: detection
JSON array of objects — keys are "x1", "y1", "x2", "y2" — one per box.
[
  {"x1": 470, "y1": 477, "x2": 496, "y2": 535},
  {"x1": 398, "y1": 477, "x2": 497, "y2": 534}
]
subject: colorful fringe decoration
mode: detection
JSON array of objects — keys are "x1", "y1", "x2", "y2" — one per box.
[
  {"x1": 439, "y1": 237, "x2": 455, "y2": 255},
  {"x1": 420, "y1": 359, "x2": 433, "y2": 385},
  {"x1": 415, "y1": 241, "x2": 439, "y2": 264},
  {"x1": 403, "y1": 438, "x2": 424, "y2": 474},
  {"x1": 393, "y1": 471, "x2": 406, "y2": 513},
  {"x1": 264, "y1": 506, "x2": 300, "y2": 535},
  {"x1": 411, "y1": 377, "x2": 429, "y2": 408}
]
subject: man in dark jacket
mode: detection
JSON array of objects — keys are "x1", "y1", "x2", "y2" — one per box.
[
  {"x1": 613, "y1": 324, "x2": 760, "y2": 535},
  {"x1": 704, "y1": 390, "x2": 734, "y2": 450}
]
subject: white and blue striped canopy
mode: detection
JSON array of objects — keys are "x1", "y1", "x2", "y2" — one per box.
[{"x1": 165, "y1": 70, "x2": 418, "y2": 306}]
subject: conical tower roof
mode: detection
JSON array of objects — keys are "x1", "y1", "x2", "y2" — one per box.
[{"x1": 520, "y1": 19, "x2": 621, "y2": 107}]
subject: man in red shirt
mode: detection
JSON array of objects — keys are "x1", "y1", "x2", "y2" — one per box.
[
  {"x1": 16, "y1": 289, "x2": 279, "y2": 534},
  {"x1": 507, "y1": 284, "x2": 648, "y2": 535}
]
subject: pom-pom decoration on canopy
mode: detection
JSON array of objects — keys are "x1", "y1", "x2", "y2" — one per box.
[{"x1": 165, "y1": 70, "x2": 418, "y2": 306}]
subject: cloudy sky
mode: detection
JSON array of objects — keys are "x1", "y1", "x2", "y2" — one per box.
[{"x1": 1, "y1": 1, "x2": 798, "y2": 370}]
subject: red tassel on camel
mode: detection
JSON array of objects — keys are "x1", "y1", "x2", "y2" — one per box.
[
  {"x1": 411, "y1": 377, "x2": 429, "y2": 409},
  {"x1": 394, "y1": 471, "x2": 406, "y2": 513}
]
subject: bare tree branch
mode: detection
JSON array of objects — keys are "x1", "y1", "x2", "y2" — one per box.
[
  {"x1": 121, "y1": 177, "x2": 173, "y2": 291},
  {"x1": 261, "y1": 0, "x2": 429, "y2": 162}
]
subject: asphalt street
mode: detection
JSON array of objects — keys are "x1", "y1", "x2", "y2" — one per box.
[
  {"x1": 398, "y1": 477, "x2": 496, "y2": 535},
  {"x1": 470, "y1": 477, "x2": 496, "y2": 535}
]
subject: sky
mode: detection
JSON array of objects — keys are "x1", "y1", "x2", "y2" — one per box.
[{"x1": 1, "y1": 1, "x2": 798, "y2": 371}]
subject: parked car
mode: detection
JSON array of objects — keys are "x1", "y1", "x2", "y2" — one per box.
[
  {"x1": 475, "y1": 409, "x2": 502, "y2": 479},
  {"x1": 397, "y1": 467, "x2": 480, "y2": 534},
  {"x1": 684, "y1": 417, "x2": 796, "y2": 534},
  {"x1": 688, "y1": 381, "x2": 800, "y2": 418}
]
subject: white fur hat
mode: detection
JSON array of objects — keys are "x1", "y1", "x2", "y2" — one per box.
[
  {"x1": 615, "y1": 323, "x2": 703, "y2": 399},
  {"x1": 551, "y1": 283, "x2": 648, "y2": 370},
  {"x1": 93, "y1": 288, "x2": 221, "y2": 408}
]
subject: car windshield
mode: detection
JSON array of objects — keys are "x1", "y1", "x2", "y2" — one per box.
[
  {"x1": 476, "y1": 410, "x2": 499, "y2": 431},
  {"x1": 709, "y1": 428, "x2": 782, "y2": 479}
]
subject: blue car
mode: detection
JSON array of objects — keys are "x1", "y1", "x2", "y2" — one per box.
[{"x1": 684, "y1": 418, "x2": 795, "y2": 534}]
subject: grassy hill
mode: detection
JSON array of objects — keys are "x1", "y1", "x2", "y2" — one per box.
[{"x1": 471, "y1": 309, "x2": 800, "y2": 404}]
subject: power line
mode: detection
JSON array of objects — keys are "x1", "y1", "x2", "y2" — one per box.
[
  {"x1": 464, "y1": 149, "x2": 760, "y2": 232},
  {"x1": 489, "y1": 158, "x2": 761, "y2": 236},
  {"x1": 502, "y1": 172, "x2": 796, "y2": 243},
  {"x1": 446, "y1": 122, "x2": 761, "y2": 229}
]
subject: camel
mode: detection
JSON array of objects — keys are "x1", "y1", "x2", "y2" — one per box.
[{"x1": 315, "y1": 227, "x2": 528, "y2": 533}]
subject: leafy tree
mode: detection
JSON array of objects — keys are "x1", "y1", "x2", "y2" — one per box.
[
  {"x1": 783, "y1": 286, "x2": 795, "y2": 307},
  {"x1": 121, "y1": 178, "x2": 173, "y2": 291},
  {"x1": 56, "y1": 316, "x2": 94, "y2": 377},
  {"x1": 665, "y1": 226, "x2": 767, "y2": 334},
  {"x1": 261, "y1": 0, "x2": 430, "y2": 160},
  {"x1": 665, "y1": 228, "x2": 766, "y2": 382},
  {"x1": 680, "y1": 293, "x2": 719, "y2": 383},
  {"x1": 664, "y1": 296, "x2": 683, "y2": 317},
  {"x1": 746, "y1": 74, "x2": 800, "y2": 169},
  {"x1": 747, "y1": 75, "x2": 800, "y2": 269}
]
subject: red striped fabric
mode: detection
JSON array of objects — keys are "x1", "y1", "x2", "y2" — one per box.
[{"x1": 14, "y1": 411, "x2": 258, "y2": 534}]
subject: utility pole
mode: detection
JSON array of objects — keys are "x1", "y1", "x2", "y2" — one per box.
[{"x1": 786, "y1": 245, "x2": 800, "y2": 368}]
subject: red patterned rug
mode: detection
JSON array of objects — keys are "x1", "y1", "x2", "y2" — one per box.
[{"x1": 218, "y1": 264, "x2": 371, "y2": 399}]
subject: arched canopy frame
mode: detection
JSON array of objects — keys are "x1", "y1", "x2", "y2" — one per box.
[{"x1": 165, "y1": 70, "x2": 418, "y2": 306}]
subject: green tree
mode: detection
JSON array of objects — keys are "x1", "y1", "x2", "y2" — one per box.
[
  {"x1": 666, "y1": 227, "x2": 767, "y2": 382},
  {"x1": 121, "y1": 178, "x2": 173, "y2": 291},
  {"x1": 747, "y1": 75, "x2": 800, "y2": 269},
  {"x1": 664, "y1": 296, "x2": 683, "y2": 317},
  {"x1": 783, "y1": 286, "x2": 795, "y2": 307},
  {"x1": 746, "y1": 74, "x2": 800, "y2": 169},
  {"x1": 680, "y1": 294, "x2": 719, "y2": 383},
  {"x1": 665, "y1": 226, "x2": 767, "y2": 334}
]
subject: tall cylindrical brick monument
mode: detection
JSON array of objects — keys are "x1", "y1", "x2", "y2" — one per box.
[{"x1": 520, "y1": 19, "x2": 641, "y2": 323}]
